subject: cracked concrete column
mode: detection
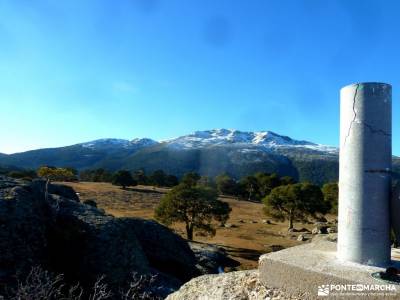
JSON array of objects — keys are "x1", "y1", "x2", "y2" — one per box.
[{"x1": 338, "y1": 82, "x2": 392, "y2": 266}]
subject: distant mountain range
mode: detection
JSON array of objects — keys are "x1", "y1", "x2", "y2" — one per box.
[{"x1": 0, "y1": 129, "x2": 347, "y2": 185}]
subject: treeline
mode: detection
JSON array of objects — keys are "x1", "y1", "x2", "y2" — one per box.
[
  {"x1": 215, "y1": 173, "x2": 296, "y2": 201},
  {"x1": 3, "y1": 166, "x2": 78, "y2": 181},
  {"x1": 80, "y1": 169, "x2": 179, "y2": 188},
  {"x1": 216, "y1": 173, "x2": 338, "y2": 215},
  {"x1": 3, "y1": 166, "x2": 338, "y2": 214}
]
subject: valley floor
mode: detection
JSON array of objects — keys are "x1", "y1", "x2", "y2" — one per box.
[{"x1": 62, "y1": 182, "x2": 316, "y2": 270}]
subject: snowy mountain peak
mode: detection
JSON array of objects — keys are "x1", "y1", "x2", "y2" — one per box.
[
  {"x1": 80, "y1": 138, "x2": 158, "y2": 149},
  {"x1": 80, "y1": 138, "x2": 131, "y2": 148},
  {"x1": 130, "y1": 138, "x2": 158, "y2": 147},
  {"x1": 77, "y1": 129, "x2": 336, "y2": 154},
  {"x1": 164, "y1": 129, "x2": 337, "y2": 153}
]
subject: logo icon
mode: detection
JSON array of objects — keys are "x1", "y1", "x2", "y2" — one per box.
[{"x1": 318, "y1": 285, "x2": 330, "y2": 296}]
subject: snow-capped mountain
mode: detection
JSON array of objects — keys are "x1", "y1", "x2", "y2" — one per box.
[
  {"x1": 80, "y1": 138, "x2": 132, "y2": 148},
  {"x1": 80, "y1": 138, "x2": 158, "y2": 149},
  {"x1": 164, "y1": 129, "x2": 337, "y2": 153},
  {"x1": 0, "y1": 129, "x2": 341, "y2": 185}
]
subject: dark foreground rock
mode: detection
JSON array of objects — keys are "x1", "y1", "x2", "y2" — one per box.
[
  {"x1": 126, "y1": 218, "x2": 199, "y2": 282},
  {"x1": 0, "y1": 178, "x2": 52, "y2": 279},
  {"x1": 189, "y1": 242, "x2": 240, "y2": 274},
  {"x1": 0, "y1": 176, "x2": 198, "y2": 298}
]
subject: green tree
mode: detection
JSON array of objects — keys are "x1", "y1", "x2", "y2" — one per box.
[
  {"x1": 155, "y1": 184, "x2": 231, "y2": 240},
  {"x1": 215, "y1": 174, "x2": 238, "y2": 196},
  {"x1": 263, "y1": 182, "x2": 327, "y2": 230},
  {"x1": 132, "y1": 169, "x2": 149, "y2": 185},
  {"x1": 37, "y1": 166, "x2": 76, "y2": 181},
  {"x1": 279, "y1": 176, "x2": 297, "y2": 186},
  {"x1": 181, "y1": 172, "x2": 201, "y2": 187},
  {"x1": 239, "y1": 175, "x2": 259, "y2": 201},
  {"x1": 322, "y1": 182, "x2": 338, "y2": 214},
  {"x1": 150, "y1": 170, "x2": 167, "y2": 187},
  {"x1": 165, "y1": 174, "x2": 179, "y2": 187},
  {"x1": 255, "y1": 172, "x2": 281, "y2": 198},
  {"x1": 65, "y1": 167, "x2": 78, "y2": 176},
  {"x1": 197, "y1": 176, "x2": 216, "y2": 188},
  {"x1": 79, "y1": 168, "x2": 112, "y2": 182},
  {"x1": 8, "y1": 170, "x2": 37, "y2": 180},
  {"x1": 93, "y1": 168, "x2": 112, "y2": 182},
  {"x1": 112, "y1": 170, "x2": 136, "y2": 189}
]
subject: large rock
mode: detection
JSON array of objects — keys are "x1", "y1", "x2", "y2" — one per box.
[
  {"x1": 122, "y1": 218, "x2": 199, "y2": 282},
  {"x1": 0, "y1": 176, "x2": 199, "y2": 294},
  {"x1": 48, "y1": 183, "x2": 80, "y2": 202},
  {"x1": 47, "y1": 199, "x2": 150, "y2": 287},
  {"x1": 0, "y1": 177, "x2": 52, "y2": 280},
  {"x1": 166, "y1": 270, "x2": 299, "y2": 300}
]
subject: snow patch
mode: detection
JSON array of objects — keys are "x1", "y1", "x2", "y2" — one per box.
[{"x1": 164, "y1": 129, "x2": 337, "y2": 153}]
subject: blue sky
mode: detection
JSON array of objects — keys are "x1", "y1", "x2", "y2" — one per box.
[{"x1": 1, "y1": 0, "x2": 400, "y2": 154}]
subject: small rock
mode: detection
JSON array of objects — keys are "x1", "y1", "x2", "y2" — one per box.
[
  {"x1": 315, "y1": 216, "x2": 328, "y2": 223},
  {"x1": 83, "y1": 199, "x2": 97, "y2": 207},
  {"x1": 314, "y1": 221, "x2": 328, "y2": 226},
  {"x1": 312, "y1": 225, "x2": 329, "y2": 234},
  {"x1": 313, "y1": 233, "x2": 338, "y2": 243},
  {"x1": 224, "y1": 223, "x2": 237, "y2": 228},
  {"x1": 297, "y1": 234, "x2": 306, "y2": 241},
  {"x1": 267, "y1": 245, "x2": 284, "y2": 252},
  {"x1": 327, "y1": 227, "x2": 337, "y2": 233}
]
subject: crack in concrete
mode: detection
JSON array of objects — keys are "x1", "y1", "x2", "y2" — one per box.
[
  {"x1": 364, "y1": 169, "x2": 392, "y2": 174},
  {"x1": 343, "y1": 85, "x2": 391, "y2": 148},
  {"x1": 343, "y1": 84, "x2": 359, "y2": 147},
  {"x1": 362, "y1": 122, "x2": 391, "y2": 136}
]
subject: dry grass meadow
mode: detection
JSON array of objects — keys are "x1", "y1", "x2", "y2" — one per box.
[{"x1": 62, "y1": 182, "x2": 316, "y2": 270}]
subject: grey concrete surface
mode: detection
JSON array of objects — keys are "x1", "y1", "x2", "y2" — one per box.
[
  {"x1": 391, "y1": 182, "x2": 400, "y2": 245},
  {"x1": 338, "y1": 82, "x2": 392, "y2": 266},
  {"x1": 259, "y1": 241, "x2": 400, "y2": 299}
]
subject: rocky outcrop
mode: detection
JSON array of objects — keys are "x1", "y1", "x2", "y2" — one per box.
[
  {"x1": 189, "y1": 241, "x2": 240, "y2": 274},
  {"x1": 47, "y1": 199, "x2": 150, "y2": 287},
  {"x1": 166, "y1": 270, "x2": 300, "y2": 300},
  {"x1": 0, "y1": 176, "x2": 197, "y2": 295},
  {"x1": 48, "y1": 183, "x2": 80, "y2": 202},
  {"x1": 122, "y1": 218, "x2": 199, "y2": 282},
  {"x1": 0, "y1": 177, "x2": 51, "y2": 280}
]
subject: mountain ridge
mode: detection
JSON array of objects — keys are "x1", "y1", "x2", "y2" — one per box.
[
  {"x1": 69, "y1": 129, "x2": 337, "y2": 153},
  {"x1": 2, "y1": 129, "x2": 337, "y2": 154},
  {"x1": 0, "y1": 129, "x2": 343, "y2": 185}
]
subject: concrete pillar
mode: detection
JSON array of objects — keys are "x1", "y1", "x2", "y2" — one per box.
[
  {"x1": 338, "y1": 82, "x2": 392, "y2": 266},
  {"x1": 391, "y1": 181, "x2": 400, "y2": 246}
]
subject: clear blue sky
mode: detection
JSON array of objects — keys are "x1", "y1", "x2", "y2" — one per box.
[{"x1": 1, "y1": 0, "x2": 400, "y2": 154}]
